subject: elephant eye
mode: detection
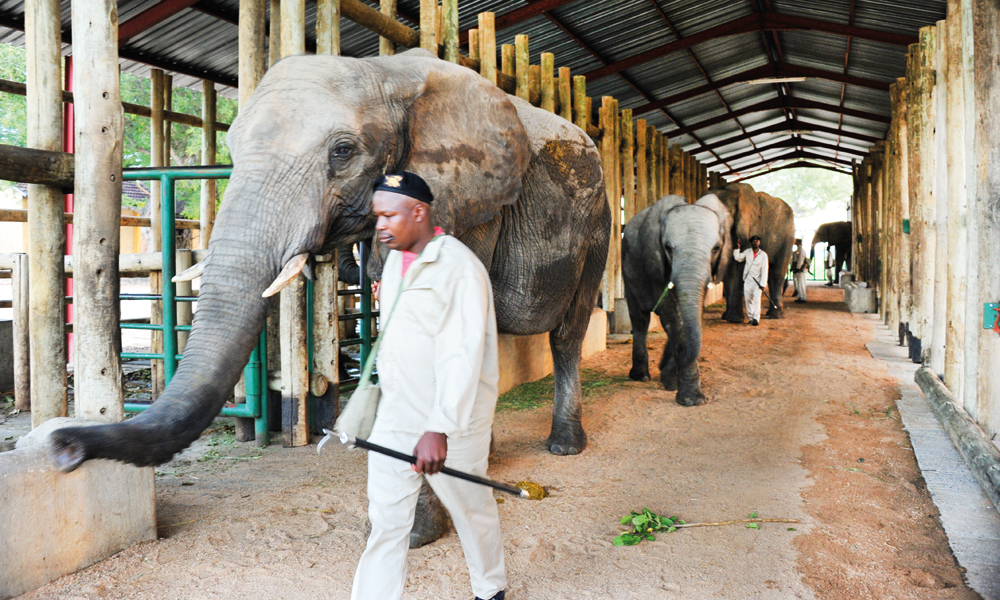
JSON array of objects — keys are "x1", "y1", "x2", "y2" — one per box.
[{"x1": 332, "y1": 144, "x2": 354, "y2": 159}]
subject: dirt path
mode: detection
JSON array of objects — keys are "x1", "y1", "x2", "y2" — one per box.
[{"x1": 18, "y1": 285, "x2": 977, "y2": 600}]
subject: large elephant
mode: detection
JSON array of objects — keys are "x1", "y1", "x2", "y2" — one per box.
[
  {"x1": 622, "y1": 194, "x2": 732, "y2": 406},
  {"x1": 710, "y1": 183, "x2": 795, "y2": 322},
  {"x1": 50, "y1": 49, "x2": 610, "y2": 474},
  {"x1": 809, "y1": 221, "x2": 852, "y2": 285}
]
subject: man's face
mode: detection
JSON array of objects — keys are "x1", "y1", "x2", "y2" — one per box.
[
  {"x1": 374, "y1": 190, "x2": 429, "y2": 252},
  {"x1": 751, "y1": 238, "x2": 761, "y2": 251}
]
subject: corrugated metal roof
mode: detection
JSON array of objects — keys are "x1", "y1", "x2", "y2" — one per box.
[{"x1": 0, "y1": 0, "x2": 946, "y2": 178}]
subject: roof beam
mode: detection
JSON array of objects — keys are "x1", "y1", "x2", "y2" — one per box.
[
  {"x1": 706, "y1": 136, "x2": 867, "y2": 167},
  {"x1": 723, "y1": 149, "x2": 856, "y2": 176},
  {"x1": 668, "y1": 97, "x2": 889, "y2": 139},
  {"x1": 458, "y1": 0, "x2": 580, "y2": 45},
  {"x1": 734, "y1": 160, "x2": 851, "y2": 182},
  {"x1": 584, "y1": 12, "x2": 918, "y2": 82},
  {"x1": 118, "y1": 0, "x2": 201, "y2": 44},
  {"x1": 696, "y1": 119, "x2": 880, "y2": 153}
]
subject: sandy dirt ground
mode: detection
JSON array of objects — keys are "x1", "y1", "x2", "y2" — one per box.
[{"x1": 16, "y1": 285, "x2": 979, "y2": 600}]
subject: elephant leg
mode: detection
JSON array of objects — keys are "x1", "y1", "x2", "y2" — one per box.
[
  {"x1": 628, "y1": 304, "x2": 652, "y2": 382},
  {"x1": 722, "y1": 276, "x2": 745, "y2": 323},
  {"x1": 656, "y1": 292, "x2": 682, "y2": 391},
  {"x1": 675, "y1": 359, "x2": 706, "y2": 407},
  {"x1": 409, "y1": 479, "x2": 451, "y2": 549},
  {"x1": 765, "y1": 271, "x2": 784, "y2": 319}
]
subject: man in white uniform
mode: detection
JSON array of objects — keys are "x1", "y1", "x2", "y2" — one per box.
[
  {"x1": 791, "y1": 238, "x2": 809, "y2": 303},
  {"x1": 825, "y1": 246, "x2": 837, "y2": 286},
  {"x1": 733, "y1": 235, "x2": 769, "y2": 326},
  {"x1": 351, "y1": 172, "x2": 506, "y2": 600}
]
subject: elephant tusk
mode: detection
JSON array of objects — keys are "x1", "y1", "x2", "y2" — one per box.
[
  {"x1": 262, "y1": 253, "x2": 309, "y2": 298},
  {"x1": 172, "y1": 260, "x2": 206, "y2": 283}
]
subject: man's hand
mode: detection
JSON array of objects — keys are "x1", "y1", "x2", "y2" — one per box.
[
  {"x1": 760, "y1": 286, "x2": 766, "y2": 290},
  {"x1": 736, "y1": 238, "x2": 742, "y2": 250},
  {"x1": 413, "y1": 432, "x2": 447, "y2": 475},
  {"x1": 371, "y1": 280, "x2": 381, "y2": 301}
]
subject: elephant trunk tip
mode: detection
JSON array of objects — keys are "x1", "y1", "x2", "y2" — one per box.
[{"x1": 49, "y1": 430, "x2": 87, "y2": 473}]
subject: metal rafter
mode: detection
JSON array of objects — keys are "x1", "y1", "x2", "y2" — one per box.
[
  {"x1": 735, "y1": 160, "x2": 851, "y2": 182},
  {"x1": 706, "y1": 137, "x2": 867, "y2": 167},
  {"x1": 695, "y1": 119, "x2": 880, "y2": 154},
  {"x1": 723, "y1": 149, "x2": 857, "y2": 176},
  {"x1": 118, "y1": 0, "x2": 202, "y2": 43}
]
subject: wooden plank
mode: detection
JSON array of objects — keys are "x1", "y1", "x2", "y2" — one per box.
[
  {"x1": 311, "y1": 259, "x2": 340, "y2": 433},
  {"x1": 280, "y1": 277, "x2": 309, "y2": 447},
  {"x1": 0, "y1": 144, "x2": 73, "y2": 188}
]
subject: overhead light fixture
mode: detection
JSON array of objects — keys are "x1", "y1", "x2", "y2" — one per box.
[{"x1": 746, "y1": 77, "x2": 807, "y2": 85}]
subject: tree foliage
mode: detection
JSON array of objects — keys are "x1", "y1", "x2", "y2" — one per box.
[
  {"x1": 1, "y1": 42, "x2": 238, "y2": 217},
  {"x1": 744, "y1": 166, "x2": 853, "y2": 219}
]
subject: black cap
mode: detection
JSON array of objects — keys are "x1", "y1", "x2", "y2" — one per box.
[
  {"x1": 749, "y1": 235, "x2": 762, "y2": 242},
  {"x1": 373, "y1": 171, "x2": 434, "y2": 204}
]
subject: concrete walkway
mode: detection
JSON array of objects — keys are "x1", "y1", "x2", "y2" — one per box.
[{"x1": 865, "y1": 314, "x2": 1000, "y2": 600}]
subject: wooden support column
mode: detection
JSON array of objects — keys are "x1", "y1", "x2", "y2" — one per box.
[
  {"x1": 269, "y1": 0, "x2": 281, "y2": 67},
  {"x1": 175, "y1": 250, "x2": 192, "y2": 351},
  {"x1": 700, "y1": 163, "x2": 707, "y2": 197},
  {"x1": 479, "y1": 13, "x2": 496, "y2": 86},
  {"x1": 961, "y1": 0, "x2": 980, "y2": 418},
  {"x1": 529, "y1": 66, "x2": 541, "y2": 107},
  {"x1": 200, "y1": 81, "x2": 216, "y2": 249},
  {"x1": 281, "y1": 0, "x2": 306, "y2": 57},
  {"x1": 515, "y1": 35, "x2": 529, "y2": 102},
  {"x1": 501, "y1": 45, "x2": 515, "y2": 78},
  {"x1": 930, "y1": 21, "x2": 949, "y2": 376},
  {"x1": 670, "y1": 143, "x2": 681, "y2": 197},
  {"x1": 419, "y1": 0, "x2": 436, "y2": 52},
  {"x1": 311, "y1": 258, "x2": 339, "y2": 434},
  {"x1": 558, "y1": 67, "x2": 571, "y2": 121},
  {"x1": 379, "y1": 0, "x2": 396, "y2": 55},
  {"x1": 971, "y1": 0, "x2": 1000, "y2": 435},
  {"x1": 944, "y1": 6, "x2": 967, "y2": 398},
  {"x1": 468, "y1": 30, "x2": 479, "y2": 62},
  {"x1": 317, "y1": 0, "x2": 341, "y2": 55},
  {"x1": 913, "y1": 26, "x2": 939, "y2": 365},
  {"x1": 648, "y1": 133, "x2": 658, "y2": 203},
  {"x1": 600, "y1": 98, "x2": 617, "y2": 313},
  {"x1": 241, "y1": 0, "x2": 268, "y2": 104},
  {"x1": 896, "y1": 79, "x2": 912, "y2": 347},
  {"x1": 619, "y1": 108, "x2": 642, "y2": 224},
  {"x1": 585, "y1": 97, "x2": 592, "y2": 130},
  {"x1": 540, "y1": 53, "x2": 555, "y2": 113},
  {"x1": 573, "y1": 76, "x2": 586, "y2": 131},
  {"x1": 906, "y1": 36, "x2": 927, "y2": 360},
  {"x1": 441, "y1": 0, "x2": 458, "y2": 63},
  {"x1": 280, "y1": 277, "x2": 309, "y2": 446},
  {"x1": 25, "y1": 0, "x2": 67, "y2": 424},
  {"x1": 148, "y1": 70, "x2": 165, "y2": 399},
  {"x1": 12, "y1": 254, "x2": 30, "y2": 412},
  {"x1": 72, "y1": 0, "x2": 124, "y2": 422},
  {"x1": 635, "y1": 119, "x2": 648, "y2": 212}
]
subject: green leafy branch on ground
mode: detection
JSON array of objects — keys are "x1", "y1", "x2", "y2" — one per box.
[
  {"x1": 613, "y1": 508, "x2": 801, "y2": 546},
  {"x1": 497, "y1": 369, "x2": 632, "y2": 412}
]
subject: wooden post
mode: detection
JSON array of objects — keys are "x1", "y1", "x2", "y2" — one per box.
[
  {"x1": 648, "y1": 132, "x2": 659, "y2": 203},
  {"x1": 600, "y1": 98, "x2": 617, "y2": 313},
  {"x1": 240, "y1": 0, "x2": 268, "y2": 104},
  {"x1": 700, "y1": 163, "x2": 707, "y2": 197},
  {"x1": 379, "y1": 0, "x2": 396, "y2": 55},
  {"x1": 540, "y1": 53, "x2": 555, "y2": 113},
  {"x1": 280, "y1": 277, "x2": 309, "y2": 446},
  {"x1": 944, "y1": 6, "x2": 967, "y2": 399},
  {"x1": 419, "y1": 0, "x2": 436, "y2": 53},
  {"x1": 613, "y1": 100, "x2": 623, "y2": 300},
  {"x1": 573, "y1": 75, "x2": 586, "y2": 131},
  {"x1": 911, "y1": 26, "x2": 938, "y2": 365},
  {"x1": 971, "y1": 0, "x2": 1000, "y2": 434},
  {"x1": 558, "y1": 67, "x2": 572, "y2": 121},
  {"x1": 468, "y1": 29, "x2": 479, "y2": 61},
  {"x1": 269, "y1": 0, "x2": 281, "y2": 67},
  {"x1": 317, "y1": 0, "x2": 341, "y2": 55},
  {"x1": 148, "y1": 69, "x2": 165, "y2": 400},
  {"x1": 441, "y1": 0, "x2": 458, "y2": 63},
  {"x1": 669, "y1": 143, "x2": 680, "y2": 197},
  {"x1": 479, "y1": 13, "x2": 496, "y2": 87},
  {"x1": 25, "y1": 0, "x2": 67, "y2": 424},
  {"x1": 200, "y1": 81, "x2": 216, "y2": 249},
  {"x1": 515, "y1": 35, "x2": 529, "y2": 102},
  {"x1": 501, "y1": 44, "x2": 515, "y2": 78},
  {"x1": 585, "y1": 97, "x2": 592, "y2": 130},
  {"x1": 311, "y1": 258, "x2": 339, "y2": 434},
  {"x1": 930, "y1": 21, "x2": 948, "y2": 377},
  {"x1": 622, "y1": 112, "x2": 634, "y2": 225},
  {"x1": 163, "y1": 74, "x2": 173, "y2": 169},
  {"x1": 12, "y1": 254, "x2": 30, "y2": 412},
  {"x1": 528, "y1": 65, "x2": 541, "y2": 106},
  {"x1": 72, "y1": 0, "x2": 124, "y2": 422},
  {"x1": 281, "y1": 0, "x2": 305, "y2": 57},
  {"x1": 635, "y1": 119, "x2": 648, "y2": 212},
  {"x1": 175, "y1": 250, "x2": 192, "y2": 351},
  {"x1": 961, "y1": 0, "x2": 980, "y2": 418}
]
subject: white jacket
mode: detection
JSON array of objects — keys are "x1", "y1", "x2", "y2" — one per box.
[
  {"x1": 372, "y1": 235, "x2": 499, "y2": 439},
  {"x1": 733, "y1": 247, "x2": 769, "y2": 285}
]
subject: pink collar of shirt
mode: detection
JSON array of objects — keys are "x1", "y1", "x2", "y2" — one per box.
[{"x1": 402, "y1": 227, "x2": 446, "y2": 276}]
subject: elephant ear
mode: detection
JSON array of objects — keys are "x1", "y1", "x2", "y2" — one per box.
[
  {"x1": 404, "y1": 59, "x2": 531, "y2": 237},
  {"x1": 695, "y1": 193, "x2": 733, "y2": 283}
]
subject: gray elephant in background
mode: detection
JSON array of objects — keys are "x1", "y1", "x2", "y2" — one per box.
[
  {"x1": 711, "y1": 183, "x2": 795, "y2": 322},
  {"x1": 809, "y1": 221, "x2": 852, "y2": 285},
  {"x1": 622, "y1": 194, "x2": 732, "y2": 406},
  {"x1": 51, "y1": 50, "x2": 610, "y2": 468}
]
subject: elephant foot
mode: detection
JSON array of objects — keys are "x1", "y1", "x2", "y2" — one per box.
[
  {"x1": 546, "y1": 423, "x2": 587, "y2": 456},
  {"x1": 675, "y1": 387, "x2": 706, "y2": 407},
  {"x1": 764, "y1": 309, "x2": 784, "y2": 319},
  {"x1": 628, "y1": 366, "x2": 650, "y2": 382},
  {"x1": 660, "y1": 370, "x2": 679, "y2": 391},
  {"x1": 409, "y1": 480, "x2": 450, "y2": 549},
  {"x1": 722, "y1": 310, "x2": 744, "y2": 323}
]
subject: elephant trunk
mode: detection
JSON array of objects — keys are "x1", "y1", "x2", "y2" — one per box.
[
  {"x1": 51, "y1": 177, "x2": 285, "y2": 471},
  {"x1": 672, "y1": 259, "x2": 709, "y2": 368}
]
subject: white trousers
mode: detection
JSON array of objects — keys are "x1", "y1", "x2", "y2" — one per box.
[
  {"x1": 351, "y1": 429, "x2": 506, "y2": 600},
  {"x1": 744, "y1": 281, "x2": 762, "y2": 322},
  {"x1": 794, "y1": 271, "x2": 807, "y2": 300}
]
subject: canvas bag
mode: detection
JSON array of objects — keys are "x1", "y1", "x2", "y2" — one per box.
[{"x1": 334, "y1": 237, "x2": 439, "y2": 439}]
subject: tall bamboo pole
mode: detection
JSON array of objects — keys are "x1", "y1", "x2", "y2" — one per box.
[
  {"x1": 558, "y1": 67, "x2": 571, "y2": 121},
  {"x1": 573, "y1": 76, "x2": 586, "y2": 131},
  {"x1": 281, "y1": 0, "x2": 306, "y2": 57},
  {"x1": 269, "y1": 0, "x2": 281, "y2": 66},
  {"x1": 944, "y1": 5, "x2": 967, "y2": 399},
  {"x1": 317, "y1": 0, "x2": 341, "y2": 55},
  {"x1": 379, "y1": 0, "x2": 396, "y2": 55},
  {"x1": 72, "y1": 0, "x2": 124, "y2": 422},
  {"x1": 200, "y1": 81, "x2": 216, "y2": 249},
  {"x1": 540, "y1": 53, "x2": 555, "y2": 112},
  {"x1": 479, "y1": 13, "x2": 496, "y2": 87},
  {"x1": 971, "y1": 0, "x2": 1000, "y2": 434},
  {"x1": 25, "y1": 0, "x2": 66, "y2": 422},
  {"x1": 635, "y1": 119, "x2": 648, "y2": 212},
  {"x1": 600, "y1": 98, "x2": 617, "y2": 313},
  {"x1": 515, "y1": 35, "x2": 529, "y2": 102},
  {"x1": 441, "y1": 0, "x2": 458, "y2": 63},
  {"x1": 419, "y1": 0, "x2": 436, "y2": 52}
]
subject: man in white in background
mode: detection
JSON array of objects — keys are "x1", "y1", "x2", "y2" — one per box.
[
  {"x1": 825, "y1": 246, "x2": 837, "y2": 286},
  {"x1": 734, "y1": 235, "x2": 769, "y2": 326},
  {"x1": 351, "y1": 171, "x2": 506, "y2": 600},
  {"x1": 791, "y1": 238, "x2": 809, "y2": 303}
]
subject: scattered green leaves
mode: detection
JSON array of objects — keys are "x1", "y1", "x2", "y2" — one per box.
[
  {"x1": 497, "y1": 369, "x2": 631, "y2": 412},
  {"x1": 612, "y1": 508, "x2": 684, "y2": 546}
]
